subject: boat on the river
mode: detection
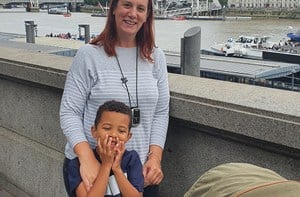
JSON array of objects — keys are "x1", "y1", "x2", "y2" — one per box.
[
  {"x1": 209, "y1": 34, "x2": 300, "y2": 59},
  {"x1": 63, "y1": 13, "x2": 71, "y2": 17},
  {"x1": 287, "y1": 29, "x2": 300, "y2": 42},
  {"x1": 48, "y1": 6, "x2": 70, "y2": 15},
  {"x1": 210, "y1": 35, "x2": 275, "y2": 59},
  {"x1": 170, "y1": 15, "x2": 186, "y2": 20},
  {"x1": 91, "y1": 12, "x2": 106, "y2": 17}
]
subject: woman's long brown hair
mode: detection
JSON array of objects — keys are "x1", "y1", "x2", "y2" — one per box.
[{"x1": 90, "y1": 0, "x2": 155, "y2": 62}]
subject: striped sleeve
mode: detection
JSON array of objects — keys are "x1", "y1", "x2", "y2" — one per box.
[
  {"x1": 150, "y1": 48, "x2": 170, "y2": 148},
  {"x1": 60, "y1": 46, "x2": 96, "y2": 149}
]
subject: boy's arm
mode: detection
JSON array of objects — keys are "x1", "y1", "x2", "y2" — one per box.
[
  {"x1": 76, "y1": 163, "x2": 112, "y2": 197},
  {"x1": 113, "y1": 168, "x2": 143, "y2": 197},
  {"x1": 112, "y1": 141, "x2": 142, "y2": 197}
]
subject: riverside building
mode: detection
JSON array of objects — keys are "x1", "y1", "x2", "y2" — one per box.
[{"x1": 227, "y1": 0, "x2": 300, "y2": 9}]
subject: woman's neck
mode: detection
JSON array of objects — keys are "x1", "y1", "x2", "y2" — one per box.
[{"x1": 116, "y1": 36, "x2": 136, "y2": 48}]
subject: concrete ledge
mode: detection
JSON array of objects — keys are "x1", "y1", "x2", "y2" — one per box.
[
  {"x1": 1, "y1": 47, "x2": 299, "y2": 196},
  {"x1": 168, "y1": 74, "x2": 300, "y2": 150},
  {"x1": 0, "y1": 46, "x2": 70, "y2": 89},
  {"x1": 2, "y1": 48, "x2": 299, "y2": 150}
]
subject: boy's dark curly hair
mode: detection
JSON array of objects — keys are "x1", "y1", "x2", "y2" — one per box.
[{"x1": 94, "y1": 100, "x2": 132, "y2": 129}]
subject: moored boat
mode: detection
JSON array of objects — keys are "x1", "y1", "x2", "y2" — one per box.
[
  {"x1": 170, "y1": 15, "x2": 186, "y2": 20},
  {"x1": 210, "y1": 35, "x2": 275, "y2": 59},
  {"x1": 63, "y1": 13, "x2": 71, "y2": 17},
  {"x1": 287, "y1": 29, "x2": 300, "y2": 42},
  {"x1": 48, "y1": 6, "x2": 70, "y2": 15},
  {"x1": 209, "y1": 34, "x2": 300, "y2": 59},
  {"x1": 91, "y1": 12, "x2": 106, "y2": 17}
]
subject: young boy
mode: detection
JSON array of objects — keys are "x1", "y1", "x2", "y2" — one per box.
[{"x1": 65, "y1": 100, "x2": 144, "y2": 197}]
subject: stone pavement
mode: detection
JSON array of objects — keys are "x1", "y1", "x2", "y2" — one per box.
[{"x1": 11, "y1": 36, "x2": 85, "y2": 49}]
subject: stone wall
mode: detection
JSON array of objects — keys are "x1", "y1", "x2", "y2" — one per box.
[{"x1": 0, "y1": 47, "x2": 299, "y2": 196}]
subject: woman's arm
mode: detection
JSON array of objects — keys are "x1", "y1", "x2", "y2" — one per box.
[
  {"x1": 74, "y1": 142, "x2": 100, "y2": 192},
  {"x1": 149, "y1": 48, "x2": 170, "y2": 151},
  {"x1": 143, "y1": 145, "x2": 163, "y2": 186},
  {"x1": 143, "y1": 48, "x2": 170, "y2": 186},
  {"x1": 60, "y1": 46, "x2": 99, "y2": 190}
]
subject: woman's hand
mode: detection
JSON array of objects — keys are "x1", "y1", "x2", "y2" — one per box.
[
  {"x1": 75, "y1": 142, "x2": 100, "y2": 192},
  {"x1": 79, "y1": 157, "x2": 100, "y2": 192},
  {"x1": 143, "y1": 154, "x2": 164, "y2": 187}
]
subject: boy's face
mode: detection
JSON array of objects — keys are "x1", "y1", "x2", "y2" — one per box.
[{"x1": 92, "y1": 111, "x2": 132, "y2": 148}]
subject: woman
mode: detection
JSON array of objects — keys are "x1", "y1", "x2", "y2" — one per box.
[{"x1": 60, "y1": 0, "x2": 170, "y2": 195}]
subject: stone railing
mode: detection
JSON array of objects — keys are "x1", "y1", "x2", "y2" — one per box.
[{"x1": 0, "y1": 46, "x2": 299, "y2": 196}]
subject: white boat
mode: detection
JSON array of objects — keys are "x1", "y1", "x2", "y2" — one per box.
[
  {"x1": 48, "y1": 6, "x2": 69, "y2": 15},
  {"x1": 210, "y1": 35, "x2": 275, "y2": 59}
]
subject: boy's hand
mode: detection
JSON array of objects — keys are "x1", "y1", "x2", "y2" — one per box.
[
  {"x1": 112, "y1": 139, "x2": 125, "y2": 171},
  {"x1": 97, "y1": 135, "x2": 115, "y2": 166}
]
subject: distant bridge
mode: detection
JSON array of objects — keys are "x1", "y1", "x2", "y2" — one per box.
[{"x1": 161, "y1": 0, "x2": 209, "y2": 16}]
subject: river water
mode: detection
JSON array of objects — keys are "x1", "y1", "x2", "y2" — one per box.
[{"x1": 1, "y1": 8, "x2": 300, "y2": 52}]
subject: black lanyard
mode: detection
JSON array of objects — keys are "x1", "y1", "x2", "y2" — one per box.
[{"x1": 115, "y1": 47, "x2": 139, "y2": 108}]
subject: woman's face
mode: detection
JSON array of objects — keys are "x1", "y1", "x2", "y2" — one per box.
[{"x1": 113, "y1": 0, "x2": 148, "y2": 39}]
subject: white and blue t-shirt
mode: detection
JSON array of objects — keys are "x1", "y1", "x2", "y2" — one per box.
[{"x1": 66, "y1": 149, "x2": 144, "y2": 196}]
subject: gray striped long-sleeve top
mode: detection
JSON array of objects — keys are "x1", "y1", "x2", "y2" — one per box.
[{"x1": 60, "y1": 44, "x2": 170, "y2": 164}]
